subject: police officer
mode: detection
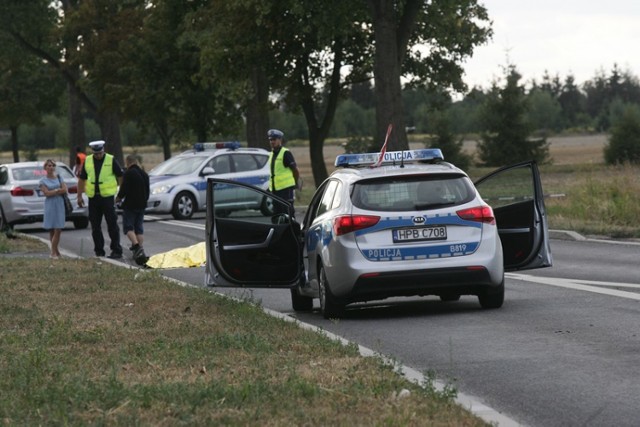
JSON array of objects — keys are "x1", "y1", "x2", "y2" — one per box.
[
  {"x1": 267, "y1": 129, "x2": 300, "y2": 209},
  {"x1": 77, "y1": 140, "x2": 124, "y2": 259}
]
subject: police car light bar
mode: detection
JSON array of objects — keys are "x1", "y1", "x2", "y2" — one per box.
[
  {"x1": 334, "y1": 148, "x2": 444, "y2": 167},
  {"x1": 194, "y1": 141, "x2": 241, "y2": 151}
]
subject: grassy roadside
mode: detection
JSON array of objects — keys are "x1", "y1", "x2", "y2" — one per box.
[{"x1": 0, "y1": 234, "x2": 488, "y2": 426}]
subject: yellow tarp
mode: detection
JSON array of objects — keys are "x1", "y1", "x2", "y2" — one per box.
[{"x1": 146, "y1": 241, "x2": 206, "y2": 269}]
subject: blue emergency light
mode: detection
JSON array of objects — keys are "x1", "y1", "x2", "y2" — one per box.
[
  {"x1": 194, "y1": 141, "x2": 241, "y2": 152},
  {"x1": 334, "y1": 148, "x2": 444, "y2": 167}
]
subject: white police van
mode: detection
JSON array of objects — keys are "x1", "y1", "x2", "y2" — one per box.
[{"x1": 205, "y1": 148, "x2": 552, "y2": 318}]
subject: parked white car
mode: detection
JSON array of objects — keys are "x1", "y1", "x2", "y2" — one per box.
[{"x1": 0, "y1": 161, "x2": 89, "y2": 231}]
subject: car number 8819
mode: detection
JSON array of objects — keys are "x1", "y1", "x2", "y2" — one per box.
[{"x1": 392, "y1": 225, "x2": 447, "y2": 243}]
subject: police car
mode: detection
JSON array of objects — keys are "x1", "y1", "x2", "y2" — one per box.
[
  {"x1": 204, "y1": 148, "x2": 552, "y2": 318},
  {"x1": 146, "y1": 142, "x2": 271, "y2": 219}
]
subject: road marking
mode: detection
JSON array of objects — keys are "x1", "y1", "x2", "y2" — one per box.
[
  {"x1": 507, "y1": 273, "x2": 640, "y2": 300},
  {"x1": 150, "y1": 218, "x2": 206, "y2": 230}
]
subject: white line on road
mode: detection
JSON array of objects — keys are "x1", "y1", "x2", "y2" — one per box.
[{"x1": 507, "y1": 273, "x2": 640, "y2": 300}]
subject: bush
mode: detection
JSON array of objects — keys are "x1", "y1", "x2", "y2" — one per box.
[{"x1": 604, "y1": 104, "x2": 640, "y2": 164}]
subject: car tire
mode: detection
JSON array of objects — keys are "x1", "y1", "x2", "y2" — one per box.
[
  {"x1": 318, "y1": 265, "x2": 344, "y2": 319},
  {"x1": 260, "y1": 195, "x2": 274, "y2": 216},
  {"x1": 72, "y1": 217, "x2": 89, "y2": 229},
  {"x1": 172, "y1": 191, "x2": 196, "y2": 220},
  {"x1": 440, "y1": 294, "x2": 461, "y2": 302},
  {"x1": 290, "y1": 288, "x2": 313, "y2": 311},
  {"x1": 478, "y1": 278, "x2": 505, "y2": 309}
]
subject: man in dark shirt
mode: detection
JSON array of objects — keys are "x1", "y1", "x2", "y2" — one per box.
[
  {"x1": 77, "y1": 140, "x2": 124, "y2": 258},
  {"x1": 116, "y1": 154, "x2": 150, "y2": 265}
]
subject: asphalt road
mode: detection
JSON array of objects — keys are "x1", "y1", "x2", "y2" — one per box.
[{"x1": 18, "y1": 215, "x2": 640, "y2": 427}]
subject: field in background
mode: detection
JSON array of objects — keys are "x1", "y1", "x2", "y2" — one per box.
[{"x1": 5, "y1": 133, "x2": 637, "y2": 237}]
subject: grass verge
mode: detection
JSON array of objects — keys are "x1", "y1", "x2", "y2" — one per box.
[{"x1": 0, "y1": 235, "x2": 488, "y2": 426}]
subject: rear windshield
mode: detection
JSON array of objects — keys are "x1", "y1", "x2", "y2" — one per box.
[
  {"x1": 351, "y1": 175, "x2": 475, "y2": 211},
  {"x1": 10, "y1": 165, "x2": 75, "y2": 181}
]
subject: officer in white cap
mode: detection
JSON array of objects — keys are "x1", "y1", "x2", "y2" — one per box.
[
  {"x1": 267, "y1": 129, "x2": 300, "y2": 211},
  {"x1": 77, "y1": 140, "x2": 125, "y2": 258}
]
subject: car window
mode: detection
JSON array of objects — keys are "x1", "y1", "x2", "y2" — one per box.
[
  {"x1": 476, "y1": 164, "x2": 535, "y2": 209},
  {"x1": 0, "y1": 167, "x2": 7, "y2": 185},
  {"x1": 352, "y1": 175, "x2": 474, "y2": 211},
  {"x1": 57, "y1": 166, "x2": 75, "y2": 179},
  {"x1": 316, "y1": 180, "x2": 339, "y2": 217},
  {"x1": 11, "y1": 166, "x2": 47, "y2": 181},
  {"x1": 232, "y1": 153, "x2": 264, "y2": 172},
  {"x1": 208, "y1": 155, "x2": 231, "y2": 174},
  {"x1": 149, "y1": 156, "x2": 204, "y2": 176}
]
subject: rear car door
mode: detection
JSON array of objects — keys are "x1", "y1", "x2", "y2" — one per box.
[
  {"x1": 474, "y1": 160, "x2": 553, "y2": 271},
  {"x1": 205, "y1": 178, "x2": 303, "y2": 288}
]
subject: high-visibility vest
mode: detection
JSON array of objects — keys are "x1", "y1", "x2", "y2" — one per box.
[
  {"x1": 268, "y1": 147, "x2": 295, "y2": 191},
  {"x1": 84, "y1": 154, "x2": 118, "y2": 197}
]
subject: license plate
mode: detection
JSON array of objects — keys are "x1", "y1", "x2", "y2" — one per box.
[{"x1": 393, "y1": 226, "x2": 447, "y2": 243}]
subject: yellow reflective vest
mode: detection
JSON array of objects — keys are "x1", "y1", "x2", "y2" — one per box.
[
  {"x1": 84, "y1": 154, "x2": 118, "y2": 197},
  {"x1": 268, "y1": 147, "x2": 296, "y2": 191}
]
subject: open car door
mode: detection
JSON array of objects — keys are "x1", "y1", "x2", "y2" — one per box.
[
  {"x1": 474, "y1": 161, "x2": 553, "y2": 271},
  {"x1": 205, "y1": 178, "x2": 303, "y2": 288}
]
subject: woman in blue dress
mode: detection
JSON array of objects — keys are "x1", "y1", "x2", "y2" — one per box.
[{"x1": 39, "y1": 159, "x2": 67, "y2": 259}]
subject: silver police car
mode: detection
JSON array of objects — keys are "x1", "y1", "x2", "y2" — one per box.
[
  {"x1": 146, "y1": 142, "x2": 271, "y2": 220},
  {"x1": 205, "y1": 148, "x2": 552, "y2": 318}
]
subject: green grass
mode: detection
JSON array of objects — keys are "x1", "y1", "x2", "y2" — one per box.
[{"x1": 0, "y1": 246, "x2": 488, "y2": 426}]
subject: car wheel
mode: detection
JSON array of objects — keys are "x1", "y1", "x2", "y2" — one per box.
[
  {"x1": 172, "y1": 191, "x2": 196, "y2": 220},
  {"x1": 440, "y1": 294, "x2": 461, "y2": 302},
  {"x1": 318, "y1": 265, "x2": 344, "y2": 319},
  {"x1": 260, "y1": 195, "x2": 274, "y2": 216},
  {"x1": 72, "y1": 217, "x2": 89, "y2": 229},
  {"x1": 478, "y1": 278, "x2": 505, "y2": 309},
  {"x1": 290, "y1": 288, "x2": 313, "y2": 311}
]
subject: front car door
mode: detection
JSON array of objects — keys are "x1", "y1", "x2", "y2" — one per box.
[
  {"x1": 205, "y1": 178, "x2": 303, "y2": 288},
  {"x1": 474, "y1": 160, "x2": 553, "y2": 271}
]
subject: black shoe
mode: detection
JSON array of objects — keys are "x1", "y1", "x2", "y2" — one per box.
[
  {"x1": 107, "y1": 252, "x2": 123, "y2": 259},
  {"x1": 96, "y1": 251, "x2": 106, "y2": 257},
  {"x1": 135, "y1": 255, "x2": 149, "y2": 266},
  {"x1": 134, "y1": 248, "x2": 148, "y2": 265},
  {"x1": 129, "y1": 244, "x2": 139, "y2": 252}
]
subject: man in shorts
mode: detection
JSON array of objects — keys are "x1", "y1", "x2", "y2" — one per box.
[{"x1": 116, "y1": 154, "x2": 150, "y2": 265}]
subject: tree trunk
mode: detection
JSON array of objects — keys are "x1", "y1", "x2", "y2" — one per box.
[
  {"x1": 67, "y1": 81, "x2": 86, "y2": 166},
  {"x1": 10, "y1": 125, "x2": 19, "y2": 163},
  {"x1": 245, "y1": 67, "x2": 270, "y2": 150},
  {"x1": 369, "y1": 0, "x2": 409, "y2": 151},
  {"x1": 97, "y1": 110, "x2": 124, "y2": 167},
  {"x1": 155, "y1": 121, "x2": 173, "y2": 161}
]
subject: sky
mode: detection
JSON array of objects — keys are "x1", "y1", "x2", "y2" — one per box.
[{"x1": 461, "y1": 0, "x2": 640, "y2": 90}]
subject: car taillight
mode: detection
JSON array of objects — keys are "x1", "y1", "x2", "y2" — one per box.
[
  {"x1": 10, "y1": 187, "x2": 34, "y2": 197},
  {"x1": 67, "y1": 185, "x2": 78, "y2": 194},
  {"x1": 457, "y1": 205, "x2": 495, "y2": 225},
  {"x1": 333, "y1": 215, "x2": 380, "y2": 236}
]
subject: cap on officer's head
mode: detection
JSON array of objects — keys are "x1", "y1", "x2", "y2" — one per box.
[
  {"x1": 267, "y1": 129, "x2": 284, "y2": 139},
  {"x1": 89, "y1": 140, "x2": 105, "y2": 152}
]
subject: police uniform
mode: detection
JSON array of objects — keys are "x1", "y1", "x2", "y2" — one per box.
[
  {"x1": 267, "y1": 129, "x2": 298, "y2": 209},
  {"x1": 79, "y1": 140, "x2": 124, "y2": 258}
]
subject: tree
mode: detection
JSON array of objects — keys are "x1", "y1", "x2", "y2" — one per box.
[
  {"x1": 604, "y1": 104, "x2": 640, "y2": 164},
  {"x1": 527, "y1": 89, "x2": 563, "y2": 133},
  {"x1": 367, "y1": 0, "x2": 491, "y2": 150},
  {"x1": 0, "y1": 32, "x2": 63, "y2": 162},
  {"x1": 477, "y1": 64, "x2": 549, "y2": 166}
]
